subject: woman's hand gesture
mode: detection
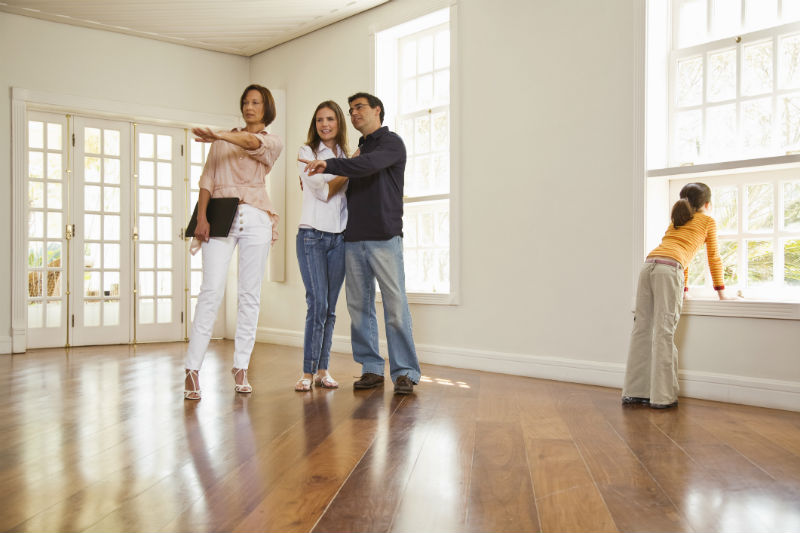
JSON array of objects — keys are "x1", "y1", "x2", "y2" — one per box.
[{"x1": 192, "y1": 127, "x2": 221, "y2": 143}]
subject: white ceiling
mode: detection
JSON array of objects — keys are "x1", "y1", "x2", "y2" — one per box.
[{"x1": 0, "y1": 0, "x2": 390, "y2": 56}]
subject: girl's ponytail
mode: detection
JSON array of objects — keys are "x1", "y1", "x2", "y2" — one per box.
[{"x1": 671, "y1": 182, "x2": 712, "y2": 228}]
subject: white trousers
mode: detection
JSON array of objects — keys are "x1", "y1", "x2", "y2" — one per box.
[{"x1": 185, "y1": 204, "x2": 272, "y2": 371}]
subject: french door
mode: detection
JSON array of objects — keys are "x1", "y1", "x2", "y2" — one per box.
[{"x1": 25, "y1": 112, "x2": 193, "y2": 347}]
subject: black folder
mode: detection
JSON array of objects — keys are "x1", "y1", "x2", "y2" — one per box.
[{"x1": 185, "y1": 197, "x2": 240, "y2": 238}]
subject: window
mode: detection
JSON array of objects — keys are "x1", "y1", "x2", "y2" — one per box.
[
  {"x1": 670, "y1": 169, "x2": 800, "y2": 301},
  {"x1": 670, "y1": 0, "x2": 800, "y2": 165},
  {"x1": 376, "y1": 8, "x2": 457, "y2": 302}
]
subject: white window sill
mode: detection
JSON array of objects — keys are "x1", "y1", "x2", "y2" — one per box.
[
  {"x1": 682, "y1": 299, "x2": 800, "y2": 320},
  {"x1": 376, "y1": 292, "x2": 459, "y2": 306}
]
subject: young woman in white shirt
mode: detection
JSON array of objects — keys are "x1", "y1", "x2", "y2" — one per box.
[{"x1": 294, "y1": 101, "x2": 350, "y2": 391}]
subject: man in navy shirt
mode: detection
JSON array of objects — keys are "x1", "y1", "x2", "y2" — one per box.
[{"x1": 302, "y1": 92, "x2": 420, "y2": 395}]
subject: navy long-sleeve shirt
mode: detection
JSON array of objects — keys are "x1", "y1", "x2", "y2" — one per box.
[{"x1": 324, "y1": 126, "x2": 406, "y2": 242}]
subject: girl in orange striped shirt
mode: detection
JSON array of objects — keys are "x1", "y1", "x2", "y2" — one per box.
[{"x1": 622, "y1": 183, "x2": 736, "y2": 409}]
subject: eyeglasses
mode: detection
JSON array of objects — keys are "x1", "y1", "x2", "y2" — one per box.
[{"x1": 348, "y1": 103, "x2": 370, "y2": 115}]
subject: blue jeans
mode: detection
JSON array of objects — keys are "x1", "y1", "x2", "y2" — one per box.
[
  {"x1": 345, "y1": 236, "x2": 420, "y2": 383},
  {"x1": 296, "y1": 228, "x2": 346, "y2": 374}
]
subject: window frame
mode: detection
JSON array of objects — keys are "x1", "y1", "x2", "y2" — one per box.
[{"x1": 373, "y1": 5, "x2": 460, "y2": 305}]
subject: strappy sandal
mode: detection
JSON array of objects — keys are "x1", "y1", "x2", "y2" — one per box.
[
  {"x1": 231, "y1": 368, "x2": 253, "y2": 393},
  {"x1": 184, "y1": 369, "x2": 201, "y2": 400},
  {"x1": 315, "y1": 374, "x2": 339, "y2": 389},
  {"x1": 295, "y1": 377, "x2": 312, "y2": 392}
]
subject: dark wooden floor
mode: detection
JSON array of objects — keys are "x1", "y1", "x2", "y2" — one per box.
[{"x1": 1, "y1": 340, "x2": 799, "y2": 532}]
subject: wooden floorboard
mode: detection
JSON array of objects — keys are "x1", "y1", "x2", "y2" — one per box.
[{"x1": 0, "y1": 340, "x2": 799, "y2": 533}]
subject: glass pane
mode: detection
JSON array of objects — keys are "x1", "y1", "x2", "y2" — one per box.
[
  {"x1": 191, "y1": 271, "x2": 202, "y2": 295},
  {"x1": 157, "y1": 135, "x2": 172, "y2": 160},
  {"x1": 84, "y1": 214, "x2": 101, "y2": 240},
  {"x1": 781, "y1": 93, "x2": 800, "y2": 150},
  {"x1": 46, "y1": 182, "x2": 62, "y2": 210},
  {"x1": 713, "y1": 186, "x2": 738, "y2": 233},
  {"x1": 401, "y1": 79, "x2": 416, "y2": 112},
  {"x1": 84, "y1": 243, "x2": 101, "y2": 269},
  {"x1": 743, "y1": 41, "x2": 773, "y2": 96},
  {"x1": 675, "y1": 110, "x2": 702, "y2": 163},
  {"x1": 84, "y1": 301, "x2": 101, "y2": 327},
  {"x1": 402, "y1": 40, "x2": 417, "y2": 77},
  {"x1": 104, "y1": 158, "x2": 120, "y2": 184},
  {"x1": 47, "y1": 123, "x2": 62, "y2": 150},
  {"x1": 780, "y1": 33, "x2": 800, "y2": 89},
  {"x1": 46, "y1": 301, "x2": 61, "y2": 328},
  {"x1": 404, "y1": 249, "x2": 420, "y2": 292},
  {"x1": 84, "y1": 271, "x2": 101, "y2": 297},
  {"x1": 139, "y1": 243, "x2": 154, "y2": 269},
  {"x1": 157, "y1": 271, "x2": 171, "y2": 296},
  {"x1": 139, "y1": 271, "x2": 154, "y2": 296},
  {"x1": 139, "y1": 299, "x2": 154, "y2": 324},
  {"x1": 784, "y1": 181, "x2": 800, "y2": 230},
  {"x1": 436, "y1": 207, "x2": 450, "y2": 246},
  {"x1": 28, "y1": 271, "x2": 43, "y2": 298},
  {"x1": 28, "y1": 181, "x2": 43, "y2": 208},
  {"x1": 434, "y1": 30, "x2": 449, "y2": 69},
  {"x1": 719, "y1": 239, "x2": 739, "y2": 286},
  {"x1": 746, "y1": 183, "x2": 774, "y2": 231},
  {"x1": 712, "y1": 0, "x2": 741, "y2": 39},
  {"x1": 157, "y1": 299, "x2": 172, "y2": 323},
  {"x1": 84, "y1": 157, "x2": 101, "y2": 183},
  {"x1": 47, "y1": 153, "x2": 62, "y2": 180},
  {"x1": 104, "y1": 186, "x2": 120, "y2": 212},
  {"x1": 191, "y1": 141, "x2": 203, "y2": 164},
  {"x1": 157, "y1": 244, "x2": 172, "y2": 268},
  {"x1": 747, "y1": 239, "x2": 773, "y2": 285},
  {"x1": 191, "y1": 252, "x2": 201, "y2": 270},
  {"x1": 157, "y1": 189, "x2": 172, "y2": 214},
  {"x1": 104, "y1": 271, "x2": 120, "y2": 297},
  {"x1": 104, "y1": 129, "x2": 120, "y2": 156},
  {"x1": 431, "y1": 111, "x2": 449, "y2": 152},
  {"x1": 785, "y1": 0, "x2": 800, "y2": 21},
  {"x1": 104, "y1": 300, "x2": 120, "y2": 326},
  {"x1": 28, "y1": 241, "x2": 43, "y2": 268},
  {"x1": 418, "y1": 34, "x2": 434, "y2": 73},
  {"x1": 398, "y1": 118, "x2": 414, "y2": 153},
  {"x1": 708, "y1": 49, "x2": 737, "y2": 102},
  {"x1": 104, "y1": 215, "x2": 120, "y2": 241},
  {"x1": 139, "y1": 216, "x2": 154, "y2": 241},
  {"x1": 742, "y1": 98, "x2": 773, "y2": 155},
  {"x1": 104, "y1": 243, "x2": 120, "y2": 269},
  {"x1": 28, "y1": 211, "x2": 43, "y2": 238},
  {"x1": 190, "y1": 165, "x2": 202, "y2": 190},
  {"x1": 28, "y1": 302, "x2": 43, "y2": 328},
  {"x1": 47, "y1": 212, "x2": 62, "y2": 239},
  {"x1": 139, "y1": 188, "x2": 154, "y2": 214},
  {"x1": 434, "y1": 70, "x2": 449, "y2": 104},
  {"x1": 785, "y1": 239, "x2": 800, "y2": 285},
  {"x1": 85, "y1": 185, "x2": 101, "y2": 212},
  {"x1": 28, "y1": 121, "x2": 44, "y2": 149},
  {"x1": 157, "y1": 216, "x2": 172, "y2": 241},
  {"x1": 29, "y1": 152, "x2": 43, "y2": 180},
  {"x1": 418, "y1": 74, "x2": 433, "y2": 107},
  {"x1": 412, "y1": 155, "x2": 431, "y2": 196},
  {"x1": 139, "y1": 161, "x2": 154, "y2": 187},
  {"x1": 414, "y1": 115, "x2": 430, "y2": 154},
  {"x1": 84, "y1": 128, "x2": 101, "y2": 154},
  {"x1": 687, "y1": 244, "x2": 707, "y2": 286},
  {"x1": 157, "y1": 162, "x2": 172, "y2": 187},
  {"x1": 677, "y1": 56, "x2": 703, "y2": 106},
  {"x1": 432, "y1": 153, "x2": 450, "y2": 194},
  {"x1": 744, "y1": 0, "x2": 777, "y2": 31},
  {"x1": 46, "y1": 242, "x2": 61, "y2": 269},
  {"x1": 706, "y1": 104, "x2": 737, "y2": 160},
  {"x1": 139, "y1": 133, "x2": 154, "y2": 159},
  {"x1": 679, "y1": 0, "x2": 708, "y2": 48}
]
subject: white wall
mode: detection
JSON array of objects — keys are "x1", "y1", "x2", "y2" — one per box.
[
  {"x1": 249, "y1": 0, "x2": 798, "y2": 411},
  {"x1": 0, "y1": 12, "x2": 249, "y2": 352}
]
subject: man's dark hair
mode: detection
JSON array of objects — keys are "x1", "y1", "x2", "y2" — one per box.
[{"x1": 348, "y1": 92, "x2": 385, "y2": 124}]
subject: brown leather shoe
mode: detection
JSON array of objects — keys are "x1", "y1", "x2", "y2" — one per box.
[
  {"x1": 353, "y1": 373, "x2": 384, "y2": 390},
  {"x1": 394, "y1": 375, "x2": 414, "y2": 395}
]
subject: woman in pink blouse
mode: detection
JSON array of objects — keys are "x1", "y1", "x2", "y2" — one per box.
[{"x1": 183, "y1": 84, "x2": 284, "y2": 400}]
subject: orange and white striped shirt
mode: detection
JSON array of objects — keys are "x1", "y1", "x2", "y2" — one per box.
[{"x1": 648, "y1": 212, "x2": 725, "y2": 290}]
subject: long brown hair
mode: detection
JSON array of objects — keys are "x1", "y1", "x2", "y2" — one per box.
[
  {"x1": 305, "y1": 101, "x2": 349, "y2": 157},
  {"x1": 240, "y1": 84, "x2": 276, "y2": 127},
  {"x1": 671, "y1": 182, "x2": 711, "y2": 228}
]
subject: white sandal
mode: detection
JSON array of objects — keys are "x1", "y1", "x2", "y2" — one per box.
[
  {"x1": 315, "y1": 374, "x2": 339, "y2": 389},
  {"x1": 295, "y1": 377, "x2": 312, "y2": 391},
  {"x1": 232, "y1": 368, "x2": 253, "y2": 393},
  {"x1": 184, "y1": 369, "x2": 201, "y2": 400}
]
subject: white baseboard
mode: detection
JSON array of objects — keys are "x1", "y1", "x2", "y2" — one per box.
[
  {"x1": 0, "y1": 336, "x2": 12, "y2": 355},
  {"x1": 256, "y1": 327, "x2": 800, "y2": 412}
]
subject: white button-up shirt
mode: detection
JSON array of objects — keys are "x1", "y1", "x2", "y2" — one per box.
[{"x1": 297, "y1": 142, "x2": 348, "y2": 233}]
